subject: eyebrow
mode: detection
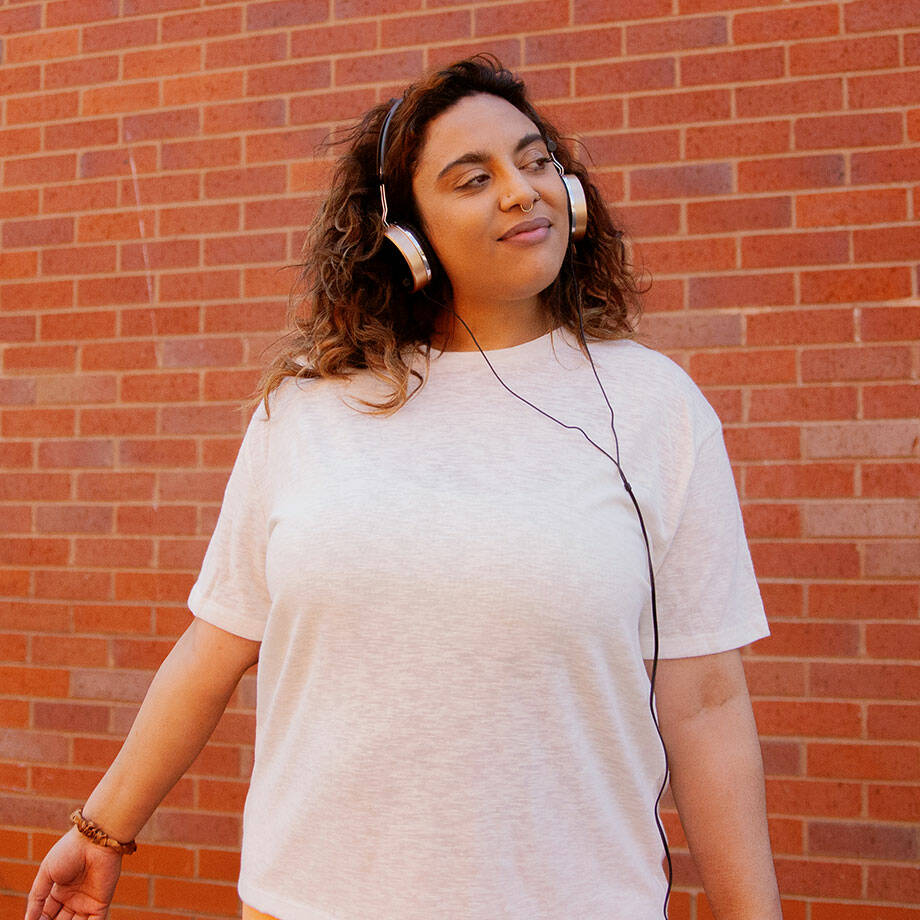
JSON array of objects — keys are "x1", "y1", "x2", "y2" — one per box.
[{"x1": 435, "y1": 132, "x2": 546, "y2": 182}]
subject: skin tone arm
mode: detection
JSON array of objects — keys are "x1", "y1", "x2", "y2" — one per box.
[
  {"x1": 26, "y1": 617, "x2": 260, "y2": 920},
  {"x1": 649, "y1": 648, "x2": 783, "y2": 920}
]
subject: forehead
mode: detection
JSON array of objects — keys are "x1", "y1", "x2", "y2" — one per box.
[{"x1": 416, "y1": 93, "x2": 542, "y2": 172}]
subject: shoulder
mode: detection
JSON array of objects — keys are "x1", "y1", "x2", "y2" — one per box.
[{"x1": 581, "y1": 336, "x2": 723, "y2": 445}]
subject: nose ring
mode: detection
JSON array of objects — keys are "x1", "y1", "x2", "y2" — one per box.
[{"x1": 520, "y1": 193, "x2": 540, "y2": 214}]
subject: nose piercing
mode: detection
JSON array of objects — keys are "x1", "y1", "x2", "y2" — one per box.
[{"x1": 520, "y1": 193, "x2": 540, "y2": 213}]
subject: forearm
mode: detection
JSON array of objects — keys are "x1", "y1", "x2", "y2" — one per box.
[
  {"x1": 664, "y1": 693, "x2": 781, "y2": 920},
  {"x1": 82, "y1": 618, "x2": 259, "y2": 842}
]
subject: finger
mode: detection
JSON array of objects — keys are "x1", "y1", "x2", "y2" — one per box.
[{"x1": 25, "y1": 868, "x2": 54, "y2": 920}]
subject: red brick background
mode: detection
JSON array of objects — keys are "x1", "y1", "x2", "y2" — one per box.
[{"x1": 1, "y1": 1, "x2": 918, "y2": 918}]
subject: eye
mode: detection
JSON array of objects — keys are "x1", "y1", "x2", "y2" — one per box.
[
  {"x1": 457, "y1": 172, "x2": 489, "y2": 191},
  {"x1": 524, "y1": 155, "x2": 552, "y2": 172}
]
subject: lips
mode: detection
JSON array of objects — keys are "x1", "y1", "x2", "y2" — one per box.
[{"x1": 498, "y1": 217, "x2": 551, "y2": 241}]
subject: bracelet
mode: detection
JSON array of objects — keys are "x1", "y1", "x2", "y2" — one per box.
[{"x1": 69, "y1": 809, "x2": 137, "y2": 855}]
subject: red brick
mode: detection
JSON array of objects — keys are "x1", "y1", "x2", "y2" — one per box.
[
  {"x1": 908, "y1": 32, "x2": 920, "y2": 66},
  {"x1": 120, "y1": 239, "x2": 199, "y2": 272},
  {"x1": 867, "y1": 702, "x2": 920, "y2": 742},
  {"x1": 804, "y1": 421, "x2": 919, "y2": 459},
  {"x1": 742, "y1": 231, "x2": 849, "y2": 268},
  {"x1": 0, "y1": 4, "x2": 41, "y2": 33},
  {"x1": 82, "y1": 17, "x2": 158, "y2": 51},
  {"x1": 118, "y1": 439, "x2": 197, "y2": 467},
  {"x1": 83, "y1": 81, "x2": 161, "y2": 117},
  {"x1": 739, "y1": 155, "x2": 845, "y2": 193},
  {"x1": 863, "y1": 385, "x2": 920, "y2": 420},
  {"x1": 0, "y1": 280, "x2": 72, "y2": 312},
  {"x1": 72, "y1": 604, "x2": 151, "y2": 635},
  {"x1": 2, "y1": 408, "x2": 76, "y2": 439},
  {"x1": 206, "y1": 33, "x2": 286, "y2": 71},
  {"x1": 813, "y1": 905, "x2": 920, "y2": 920},
  {"x1": 867, "y1": 865, "x2": 920, "y2": 903},
  {"x1": 161, "y1": 405, "x2": 244, "y2": 436},
  {"x1": 736, "y1": 78, "x2": 843, "y2": 117},
  {"x1": 746, "y1": 463, "x2": 855, "y2": 499},
  {"x1": 120, "y1": 373, "x2": 199, "y2": 403},
  {"x1": 42, "y1": 179, "x2": 118, "y2": 214},
  {"x1": 859, "y1": 306, "x2": 920, "y2": 341},
  {"x1": 850, "y1": 71, "x2": 920, "y2": 109},
  {"x1": 246, "y1": 61, "x2": 330, "y2": 97},
  {"x1": 117, "y1": 506, "x2": 197, "y2": 536},
  {"x1": 802, "y1": 346, "x2": 911, "y2": 382},
  {"x1": 246, "y1": 0, "x2": 326, "y2": 28},
  {"x1": 7, "y1": 90, "x2": 80, "y2": 126},
  {"x1": 120, "y1": 306, "x2": 200, "y2": 337},
  {"x1": 754, "y1": 700, "x2": 861, "y2": 737},
  {"x1": 46, "y1": 0, "x2": 119, "y2": 27},
  {"x1": 723, "y1": 426, "x2": 800, "y2": 461},
  {"x1": 798, "y1": 188, "x2": 907, "y2": 228},
  {"x1": 31, "y1": 635, "x2": 108, "y2": 667},
  {"x1": 40, "y1": 310, "x2": 117, "y2": 340},
  {"x1": 614, "y1": 203, "x2": 680, "y2": 238},
  {"x1": 123, "y1": 43, "x2": 201, "y2": 81},
  {"x1": 0, "y1": 251, "x2": 37, "y2": 279},
  {"x1": 0, "y1": 188, "x2": 39, "y2": 221},
  {"x1": 203, "y1": 166, "x2": 286, "y2": 199},
  {"x1": 682, "y1": 47, "x2": 785, "y2": 86},
  {"x1": 733, "y1": 4, "x2": 840, "y2": 44},
  {"x1": 80, "y1": 341, "x2": 156, "y2": 372},
  {"x1": 45, "y1": 54, "x2": 118, "y2": 90},
  {"x1": 3, "y1": 344, "x2": 77, "y2": 375},
  {"x1": 160, "y1": 270, "x2": 240, "y2": 303},
  {"x1": 845, "y1": 0, "x2": 920, "y2": 31},
  {"x1": 152, "y1": 811, "x2": 241, "y2": 847},
  {"x1": 866, "y1": 622, "x2": 920, "y2": 660},
  {"x1": 630, "y1": 163, "x2": 731, "y2": 200},
  {"x1": 635, "y1": 236, "x2": 736, "y2": 274},
  {"x1": 76, "y1": 276, "x2": 153, "y2": 309},
  {"x1": 795, "y1": 112, "x2": 902, "y2": 150},
  {"x1": 71, "y1": 668, "x2": 152, "y2": 703},
  {"x1": 201, "y1": 99, "x2": 286, "y2": 136},
  {"x1": 158, "y1": 338, "x2": 243, "y2": 369},
  {"x1": 79, "y1": 146, "x2": 154, "y2": 182},
  {"x1": 204, "y1": 233, "x2": 286, "y2": 266},
  {"x1": 198, "y1": 847, "x2": 241, "y2": 882},
  {"x1": 855, "y1": 149, "x2": 920, "y2": 185},
  {"x1": 791, "y1": 35, "x2": 900, "y2": 76},
  {"x1": 862, "y1": 462, "x2": 920, "y2": 497},
  {"x1": 159, "y1": 538, "x2": 208, "y2": 570},
  {"x1": 750, "y1": 542, "x2": 860, "y2": 578},
  {"x1": 575, "y1": 58, "x2": 674, "y2": 96},
  {"x1": 868, "y1": 784, "x2": 920, "y2": 823},
  {"x1": 34, "y1": 375, "x2": 116, "y2": 407},
  {"x1": 0, "y1": 538, "x2": 68, "y2": 567},
  {"x1": 161, "y1": 5, "x2": 241, "y2": 42},
  {"x1": 813, "y1": 662, "x2": 920, "y2": 701},
  {"x1": 473, "y1": 0, "x2": 566, "y2": 37},
  {"x1": 34, "y1": 570, "x2": 111, "y2": 602},
  {"x1": 689, "y1": 273, "x2": 795, "y2": 309},
  {"x1": 575, "y1": 0, "x2": 671, "y2": 21},
  {"x1": 761, "y1": 621, "x2": 861, "y2": 658},
  {"x1": 569, "y1": 130, "x2": 679, "y2": 169},
  {"x1": 5, "y1": 151, "x2": 77, "y2": 186},
  {"x1": 687, "y1": 196, "x2": 790, "y2": 233},
  {"x1": 628, "y1": 88, "x2": 731, "y2": 126},
  {"x1": 380, "y1": 9, "x2": 471, "y2": 47},
  {"x1": 854, "y1": 226, "x2": 920, "y2": 263},
  {"x1": 0, "y1": 61, "x2": 40, "y2": 95},
  {"x1": 749, "y1": 386, "x2": 857, "y2": 422},
  {"x1": 74, "y1": 537, "x2": 154, "y2": 568},
  {"x1": 426, "y1": 40, "x2": 521, "y2": 72},
  {"x1": 43, "y1": 245, "x2": 118, "y2": 277},
  {"x1": 626, "y1": 15, "x2": 727, "y2": 54},
  {"x1": 808, "y1": 820, "x2": 916, "y2": 860},
  {"x1": 79, "y1": 407, "x2": 157, "y2": 436},
  {"x1": 747, "y1": 308, "x2": 853, "y2": 345},
  {"x1": 0, "y1": 315, "x2": 35, "y2": 343}
]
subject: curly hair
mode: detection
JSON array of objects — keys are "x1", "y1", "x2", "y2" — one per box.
[{"x1": 255, "y1": 54, "x2": 646, "y2": 417}]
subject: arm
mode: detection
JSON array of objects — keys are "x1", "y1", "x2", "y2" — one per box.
[
  {"x1": 26, "y1": 617, "x2": 260, "y2": 920},
  {"x1": 649, "y1": 648, "x2": 782, "y2": 920}
]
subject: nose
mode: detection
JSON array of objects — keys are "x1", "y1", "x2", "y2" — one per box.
[{"x1": 498, "y1": 166, "x2": 539, "y2": 211}]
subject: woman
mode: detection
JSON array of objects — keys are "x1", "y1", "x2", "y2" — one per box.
[{"x1": 26, "y1": 56, "x2": 782, "y2": 920}]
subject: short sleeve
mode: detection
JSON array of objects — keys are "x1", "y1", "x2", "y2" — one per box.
[
  {"x1": 187, "y1": 409, "x2": 271, "y2": 641},
  {"x1": 639, "y1": 423, "x2": 770, "y2": 659}
]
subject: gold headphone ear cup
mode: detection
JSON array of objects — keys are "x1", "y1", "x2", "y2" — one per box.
[
  {"x1": 560, "y1": 174, "x2": 588, "y2": 241},
  {"x1": 384, "y1": 224, "x2": 433, "y2": 292}
]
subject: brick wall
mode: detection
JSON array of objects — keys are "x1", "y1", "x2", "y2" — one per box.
[{"x1": 1, "y1": 1, "x2": 918, "y2": 918}]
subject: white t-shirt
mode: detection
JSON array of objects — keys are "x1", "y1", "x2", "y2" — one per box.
[{"x1": 188, "y1": 327, "x2": 769, "y2": 920}]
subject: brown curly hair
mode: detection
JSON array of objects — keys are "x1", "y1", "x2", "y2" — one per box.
[{"x1": 255, "y1": 54, "x2": 645, "y2": 416}]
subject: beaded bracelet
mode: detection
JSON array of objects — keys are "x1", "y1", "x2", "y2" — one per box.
[{"x1": 69, "y1": 809, "x2": 138, "y2": 855}]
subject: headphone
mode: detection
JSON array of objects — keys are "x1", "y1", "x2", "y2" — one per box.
[{"x1": 376, "y1": 97, "x2": 589, "y2": 292}]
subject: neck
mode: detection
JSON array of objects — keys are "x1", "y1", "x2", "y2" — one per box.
[{"x1": 431, "y1": 296, "x2": 551, "y2": 352}]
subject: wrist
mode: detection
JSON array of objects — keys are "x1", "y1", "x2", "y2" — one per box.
[{"x1": 70, "y1": 808, "x2": 137, "y2": 856}]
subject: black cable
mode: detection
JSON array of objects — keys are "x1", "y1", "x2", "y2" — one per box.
[{"x1": 448, "y1": 287, "x2": 673, "y2": 919}]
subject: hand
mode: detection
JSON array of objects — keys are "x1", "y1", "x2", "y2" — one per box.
[{"x1": 25, "y1": 828, "x2": 123, "y2": 920}]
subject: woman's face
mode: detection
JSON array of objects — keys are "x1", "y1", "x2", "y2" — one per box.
[{"x1": 410, "y1": 93, "x2": 570, "y2": 311}]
